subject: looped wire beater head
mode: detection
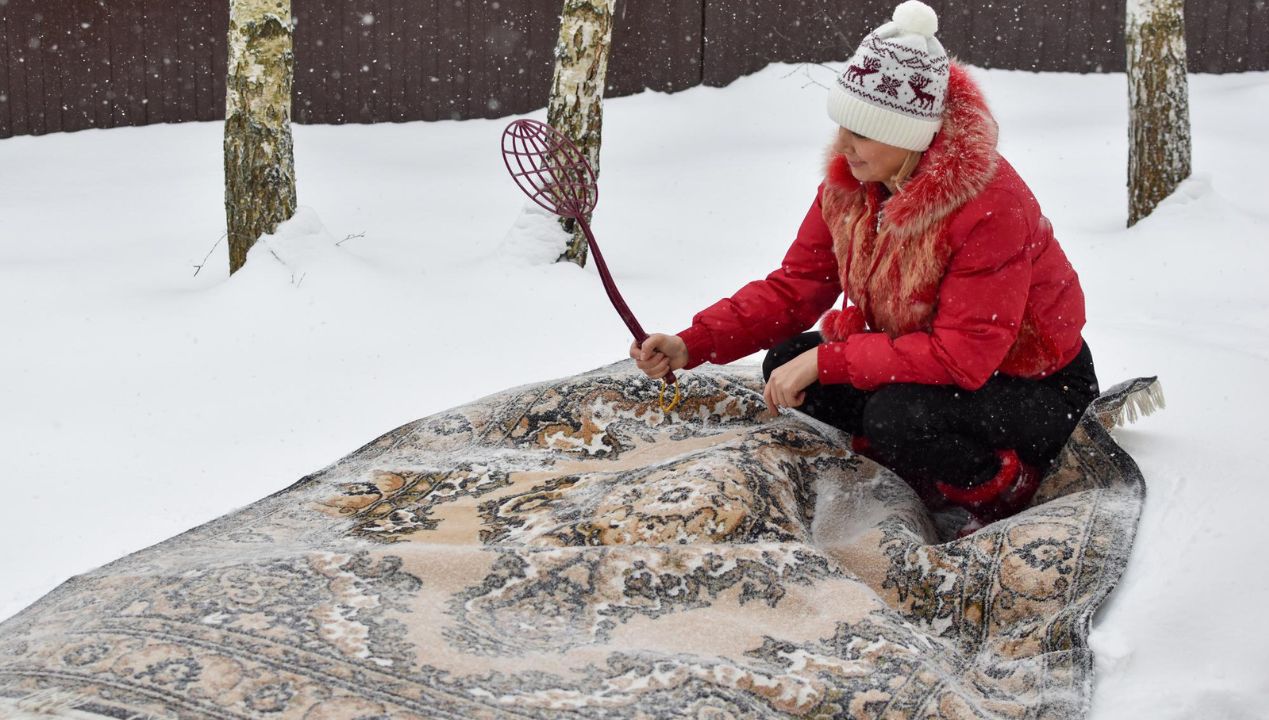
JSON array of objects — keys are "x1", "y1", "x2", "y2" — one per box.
[{"x1": 501, "y1": 119, "x2": 598, "y2": 219}]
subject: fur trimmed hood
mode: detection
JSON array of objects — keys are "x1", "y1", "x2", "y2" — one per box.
[
  {"x1": 824, "y1": 61, "x2": 1000, "y2": 239},
  {"x1": 819, "y1": 60, "x2": 1002, "y2": 340}
]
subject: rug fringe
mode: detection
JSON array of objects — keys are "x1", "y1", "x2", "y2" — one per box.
[
  {"x1": 1112, "y1": 379, "x2": 1166, "y2": 427},
  {"x1": 0, "y1": 689, "x2": 114, "y2": 719}
]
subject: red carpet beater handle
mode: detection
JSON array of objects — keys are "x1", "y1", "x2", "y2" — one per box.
[{"x1": 501, "y1": 119, "x2": 681, "y2": 411}]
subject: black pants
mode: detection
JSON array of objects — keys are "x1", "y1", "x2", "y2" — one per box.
[{"x1": 762, "y1": 333, "x2": 1099, "y2": 488}]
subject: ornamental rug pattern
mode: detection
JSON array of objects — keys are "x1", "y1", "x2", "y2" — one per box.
[{"x1": 0, "y1": 363, "x2": 1151, "y2": 719}]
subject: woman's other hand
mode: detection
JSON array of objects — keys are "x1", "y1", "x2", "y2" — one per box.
[
  {"x1": 764, "y1": 347, "x2": 819, "y2": 410},
  {"x1": 629, "y1": 334, "x2": 689, "y2": 380}
]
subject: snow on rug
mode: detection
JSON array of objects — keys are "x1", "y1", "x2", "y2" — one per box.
[{"x1": 0, "y1": 363, "x2": 1156, "y2": 719}]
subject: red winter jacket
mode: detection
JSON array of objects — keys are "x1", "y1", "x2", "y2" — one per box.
[{"x1": 676, "y1": 63, "x2": 1086, "y2": 392}]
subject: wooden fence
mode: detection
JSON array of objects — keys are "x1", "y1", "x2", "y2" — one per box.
[{"x1": 1, "y1": 0, "x2": 1265, "y2": 138}]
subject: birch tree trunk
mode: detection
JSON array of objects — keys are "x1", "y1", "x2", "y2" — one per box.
[
  {"x1": 225, "y1": 0, "x2": 297, "y2": 274},
  {"x1": 547, "y1": 0, "x2": 616, "y2": 266},
  {"x1": 1126, "y1": 0, "x2": 1191, "y2": 227}
]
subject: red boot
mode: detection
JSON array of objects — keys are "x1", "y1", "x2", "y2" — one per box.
[
  {"x1": 849, "y1": 435, "x2": 875, "y2": 458},
  {"x1": 936, "y1": 450, "x2": 1043, "y2": 536}
]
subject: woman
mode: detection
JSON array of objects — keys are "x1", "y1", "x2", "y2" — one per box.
[{"x1": 629, "y1": 0, "x2": 1099, "y2": 535}]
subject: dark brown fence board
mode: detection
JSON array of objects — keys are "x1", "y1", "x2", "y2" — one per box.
[
  {"x1": 473, "y1": 2, "x2": 505, "y2": 118},
  {"x1": 108, "y1": 0, "x2": 141, "y2": 126},
  {"x1": 175, "y1": 4, "x2": 200, "y2": 121},
  {"x1": 290, "y1": 0, "x2": 310, "y2": 120},
  {"x1": 0, "y1": 3, "x2": 10, "y2": 137},
  {"x1": 364, "y1": 0, "x2": 387, "y2": 122},
  {"x1": 350, "y1": 0, "x2": 369, "y2": 121},
  {"x1": 184, "y1": 0, "x2": 210, "y2": 120},
  {"x1": 966, "y1": 0, "x2": 996, "y2": 66},
  {"x1": 1106, "y1": 0, "x2": 1127, "y2": 72},
  {"x1": 466, "y1": 2, "x2": 493, "y2": 118},
  {"x1": 128, "y1": 0, "x2": 149, "y2": 125},
  {"x1": 5, "y1": 0, "x2": 25, "y2": 137},
  {"x1": 140, "y1": 0, "x2": 163, "y2": 123},
  {"x1": 455, "y1": 0, "x2": 477, "y2": 119},
  {"x1": 1067, "y1": 0, "x2": 1094, "y2": 70},
  {"x1": 14, "y1": 0, "x2": 38, "y2": 134},
  {"x1": 1223, "y1": 0, "x2": 1249, "y2": 67},
  {"x1": 436, "y1": 0, "x2": 467, "y2": 120},
  {"x1": 11, "y1": 0, "x2": 31, "y2": 136},
  {"x1": 365, "y1": 0, "x2": 389, "y2": 122},
  {"x1": 411, "y1": 0, "x2": 436, "y2": 122},
  {"x1": 340, "y1": 2, "x2": 361, "y2": 123},
  {"x1": 528, "y1": 0, "x2": 560, "y2": 110},
  {"x1": 65, "y1": 1, "x2": 86, "y2": 131},
  {"x1": 318, "y1": 0, "x2": 343, "y2": 122},
  {"x1": 159, "y1": 3, "x2": 181, "y2": 122},
  {"x1": 1193, "y1": 0, "x2": 1216, "y2": 71},
  {"x1": 210, "y1": 0, "x2": 227, "y2": 120},
  {"x1": 326, "y1": 1, "x2": 349, "y2": 122},
  {"x1": 23, "y1": 1, "x2": 47, "y2": 134},
  {"x1": 384, "y1": 0, "x2": 404, "y2": 121},
  {"x1": 1187, "y1": 0, "x2": 1211, "y2": 71},
  {"x1": 38, "y1": 1, "x2": 64, "y2": 134},
  {"x1": 86, "y1": 0, "x2": 108, "y2": 129},
  {"x1": 1025, "y1": 0, "x2": 1055, "y2": 70},
  {"x1": 1205, "y1": 0, "x2": 1226, "y2": 72},
  {"x1": 362, "y1": 0, "x2": 379, "y2": 121},
  {"x1": 372, "y1": 0, "x2": 390, "y2": 121},
  {"x1": 189, "y1": 1, "x2": 202, "y2": 121},
  {"x1": 295, "y1": 0, "x2": 329, "y2": 121},
  {"x1": 1249, "y1": 0, "x2": 1269, "y2": 71},
  {"x1": 342, "y1": 0, "x2": 362, "y2": 121},
  {"x1": 38, "y1": 2, "x2": 57, "y2": 133},
  {"x1": 341, "y1": 3, "x2": 362, "y2": 122},
  {"x1": 320, "y1": 0, "x2": 344, "y2": 122},
  {"x1": 990, "y1": 2, "x2": 1021, "y2": 71},
  {"x1": 95, "y1": 0, "x2": 119, "y2": 128},
  {"x1": 423, "y1": 0, "x2": 443, "y2": 122},
  {"x1": 154, "y1": 0, "x2": 178, "y2": 123},
  {"x1": 1040, "y1": 1, "x2": 1066, "y2": 71},
  {"x1": 1208, "y1": 0, "x2": 1233, "y2": 73},
  {"x1": 397, "y1": 0, "x2": 419, "y2": 122}
]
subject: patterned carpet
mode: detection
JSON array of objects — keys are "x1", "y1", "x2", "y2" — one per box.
[{"x1": 0, "y1": 362, "x2": 1155, "y2": 719}]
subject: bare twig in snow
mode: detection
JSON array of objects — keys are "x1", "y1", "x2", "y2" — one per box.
[{"x1": 193, "y1": 232, "x2": 227, "y2": 277}]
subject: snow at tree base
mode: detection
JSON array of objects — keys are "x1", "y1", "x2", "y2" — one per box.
[{"x1": 1, "y1": 64, "x2": 1267, "y2": 718}]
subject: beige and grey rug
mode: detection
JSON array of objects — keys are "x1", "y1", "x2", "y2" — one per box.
[{"x1": 0, "y1": 362, "x2": 1157, "y2": 719}]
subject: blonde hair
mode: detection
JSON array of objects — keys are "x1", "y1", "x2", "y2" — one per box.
[{"x1": 890, "y1": 150, "x2": 923, "y2": 192}]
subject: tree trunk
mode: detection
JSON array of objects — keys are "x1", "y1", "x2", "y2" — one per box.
[
  {"x1": 225, "y1": 0, "x2": 297, "y2": 274},
  {"x1": 1126, "y1": 0, "x2": 1191, "y2": 227},
  {"x1": 547, "y1": 0, "x2": 616, "y2": 266}
]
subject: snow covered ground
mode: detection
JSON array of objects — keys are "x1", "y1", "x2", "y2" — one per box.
[{"x1": 2, "y1": 63, "x2": 1267, "y2": 718}]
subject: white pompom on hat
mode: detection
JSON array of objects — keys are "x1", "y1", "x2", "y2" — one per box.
[
  {"x1": 826, "y1": 0, "x2": 951, "y2": 151},
  {"x1": 892, "y1": 0, "x2": 938, "y2": 36}
]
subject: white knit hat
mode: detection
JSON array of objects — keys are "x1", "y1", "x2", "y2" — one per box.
[{"x1": 826, "y1": 0, "x2": 950, "y2": 151}]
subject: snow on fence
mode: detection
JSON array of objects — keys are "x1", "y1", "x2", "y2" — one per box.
[{"x1": 0, "y1": 0, "x2": 1264, "y2": 139}]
